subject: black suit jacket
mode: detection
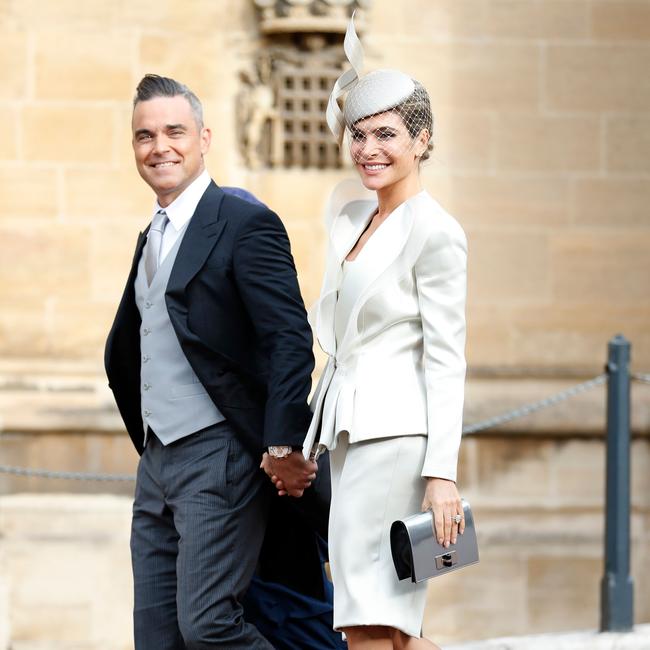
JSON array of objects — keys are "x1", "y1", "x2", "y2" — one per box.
[
  {"x1": 105, "y1": 181, "x2": 314, "y2": 454},
  {"x1": 105, "y1": 181, "x2": 328, "y2": 597}
]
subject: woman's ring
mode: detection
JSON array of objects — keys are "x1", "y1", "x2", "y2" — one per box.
[{"x1": 452, "y1": 514, "x2": 462, "y2": 524}]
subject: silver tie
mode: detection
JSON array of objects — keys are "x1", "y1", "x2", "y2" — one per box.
[{"x1": 144, "y1": 209, "x2": 168, "y2": 286}]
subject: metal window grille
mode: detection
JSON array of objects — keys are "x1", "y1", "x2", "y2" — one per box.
[{"x1": 274, "y1": 62, "x2": 341, "y2": 169}]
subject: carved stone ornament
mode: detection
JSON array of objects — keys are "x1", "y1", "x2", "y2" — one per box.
[
  {"x1": 254, "y1": 0, "x2": 372, "y2": 34},
  {"x1": 240, "y1": 0, "x2": 372, "y2": 169},
  {"x1": 237, "y1": 43, "x2": 346, "y2": 169},
  {"x1": 237, "y1": 53, "x2": 278, "y2": 169}
]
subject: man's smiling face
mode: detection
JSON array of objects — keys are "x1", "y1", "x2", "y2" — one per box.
[{"x1": 132, "y1": 95, "x2": 211, "y2": 207}]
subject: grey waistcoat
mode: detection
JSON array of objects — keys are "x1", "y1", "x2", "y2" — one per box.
[{"x1": 134, "y1": 226, "x2": 225, "y2": 446}]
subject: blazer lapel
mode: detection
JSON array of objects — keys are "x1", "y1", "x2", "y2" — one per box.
[
  {"x1": 112, "y1": 229, "x2": 147, "y2": 323},
  {"x1": 313, "y1": 199, "x2": 376, "y2": 356},
  {"x1": 335, "y1": 192, "x2": 434, "y2": 361},
  {"x1": 166, "y1": 181, "x2": 227, "y2": 297},
  {"x1": 331, "y1": 200, "x2": 378, "y2": 265},
  {"x1": 132, "y1": 231, "x2": 147, "y2": 271},
  {"x1": 104, "y1": 229, "x2": 148, "y2": 372},
  {"x1": 337, "y1": 202, "x2": 415, "y2": 356}
]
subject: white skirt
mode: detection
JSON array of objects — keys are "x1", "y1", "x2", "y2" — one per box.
[{"x1": 328, "y1": 432, "x2": 429, "y2": 638}]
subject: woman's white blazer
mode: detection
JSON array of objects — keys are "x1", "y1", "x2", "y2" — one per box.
[{"x1": 303, "y1": 190, "x2": 467, "y2": 482}]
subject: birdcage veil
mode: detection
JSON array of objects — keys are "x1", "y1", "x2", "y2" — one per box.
[{"x1": 326, "y1": 14, "x2": 433, "y2": 163}]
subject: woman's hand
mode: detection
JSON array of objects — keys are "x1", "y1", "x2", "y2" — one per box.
[
  {"x1": 260, "y1": 452, "x2": 317, "y2": 498},
  {"x1": 422, "y1": 477, "x2": 465, "y2": 548}
]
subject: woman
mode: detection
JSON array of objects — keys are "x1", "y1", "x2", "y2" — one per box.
[{"x1": 269, "y1": 20, "x2": 468, "y2": 650}]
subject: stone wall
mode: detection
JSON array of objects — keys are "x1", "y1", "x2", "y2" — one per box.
[
  {"x1": 0, "y1": 0, "x2": 648, "y2": 370},
  {"x1": 0, "y1": 494, "x2": 133, "y2": 650}
]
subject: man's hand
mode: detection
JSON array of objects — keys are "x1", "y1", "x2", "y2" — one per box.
[{"x1": 260, "y1": 452, "x2": 318, "y2": 497}]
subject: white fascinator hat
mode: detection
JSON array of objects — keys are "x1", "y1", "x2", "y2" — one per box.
[{"x1": 325, "y1": 13, "x2": 433, "y2": 160}]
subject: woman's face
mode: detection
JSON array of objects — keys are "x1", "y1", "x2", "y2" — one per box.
[{"x1": 348, "y1": 111, "x2": 425, "y2": 192}]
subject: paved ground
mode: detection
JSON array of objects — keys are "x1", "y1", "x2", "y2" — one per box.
[{"x1": 446, "y1": 624, "x2": 650, "y2": 649}]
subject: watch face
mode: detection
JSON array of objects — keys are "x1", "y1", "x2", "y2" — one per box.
[{"x1": 269, "y1": 445, "x2": 292, "y2": 458}]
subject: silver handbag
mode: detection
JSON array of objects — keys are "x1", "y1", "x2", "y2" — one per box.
[{"x1": 390, "y1": 499, "x2": 479, "y2": 583}]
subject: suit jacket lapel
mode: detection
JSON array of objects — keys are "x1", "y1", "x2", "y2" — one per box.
[
  {"x1": 104, "y1": 229, "x2": 147, "y2": 372},
  {"x1": 112, "y1": 229, "x2": 147, "y2": 325},
  {"x1": 132, "y1": 231, "x2": 147, "y2": 271},
  {"x1": 166, "y1": 181, "x2": 227, "y2": 297},
  {"x1": 331, "y1": 200, "x2": 378, "y2": 265},
  {"x1": 336, "y1": 201, "x2": 417, "y2": 358},
  {"x1": 313, "y1": 199, "x2": 376, "y2": 356}
]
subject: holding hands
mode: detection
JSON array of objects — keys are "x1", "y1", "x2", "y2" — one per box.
[
  {"x1": 261, "y1": 450, "x2": 318, "y2": 498},
  {"x1": 422, "y1": 477, "x2": 465, "y2": 548}
]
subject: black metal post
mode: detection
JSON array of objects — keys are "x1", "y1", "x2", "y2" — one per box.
[{"x1": 600, "y1": 334, "x2": 634, "y2": 632}]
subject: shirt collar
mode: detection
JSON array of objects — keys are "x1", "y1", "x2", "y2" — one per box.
[{"x1": 152, "y1": 169, "x2": 211, "y2": 232}]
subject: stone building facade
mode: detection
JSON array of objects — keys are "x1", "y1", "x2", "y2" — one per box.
[
  {"x1": 0, "y1": 0, "x2": 649, "y2": 648},
  {"x1": 0, "y1": 0, "x2": 648, "y2": 368}
]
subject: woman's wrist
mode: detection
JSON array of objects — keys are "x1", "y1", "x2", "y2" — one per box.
[{"x1": 424, "y1": 476, "x2": 455, "y2": 484}]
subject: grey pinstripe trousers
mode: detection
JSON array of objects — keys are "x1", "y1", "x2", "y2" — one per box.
[{"x1": 130, "y1": 421, "x2": 274, "y2": 649}]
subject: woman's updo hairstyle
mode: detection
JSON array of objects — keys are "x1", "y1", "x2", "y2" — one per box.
[{"x1": 393, "y1": 80, "x2": 434, "y2": 161}]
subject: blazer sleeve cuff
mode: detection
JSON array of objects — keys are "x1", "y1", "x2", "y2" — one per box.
[
  {"x1": 263, "y1": 401, "x2": 312, "y2": 448},
  {"x1": 420, "y1": 463, "x2": 458, "y2": 483}
]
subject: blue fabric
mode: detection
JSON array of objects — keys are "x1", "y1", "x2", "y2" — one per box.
[
  {"x1": 244, "y1": 577, "x2": 346, "y2": 650},
  {"x1": 244, "y1": 541, "x2": 347, "y2": 650},
  {"x1": 222, "y1": 186, "x2": 267, "y2": 207}
]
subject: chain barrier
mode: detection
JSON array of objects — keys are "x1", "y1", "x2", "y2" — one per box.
[
  {"x1": 0, "y1": 370, "x2": 647, "y2": 482},
  {"x1": 0, "y1": 465, "x2": 136, "y2": 482},
  {"x1": 461, "y1": 373, "x2": 607, "y2": 435}
]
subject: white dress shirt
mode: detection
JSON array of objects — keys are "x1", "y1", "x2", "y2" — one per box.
[{"x1": 151, "y1": 169, "x2": 211, "y2": 263}]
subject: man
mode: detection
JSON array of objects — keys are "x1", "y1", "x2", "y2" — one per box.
[{"x1": 105, "y1": 74, "x2": 319, "y2": 649}]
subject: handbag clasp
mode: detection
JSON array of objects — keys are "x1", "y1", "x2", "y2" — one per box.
[{"x1": 435, "y1": 551, "x2": 458, "y2": 570}]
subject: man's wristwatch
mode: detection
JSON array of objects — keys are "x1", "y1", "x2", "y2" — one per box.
[{"x1": 268, "y1": 445, "x2": 292, "y2": 459}]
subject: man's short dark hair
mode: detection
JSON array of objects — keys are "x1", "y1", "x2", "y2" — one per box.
[{"x1": 133, "y1": 74, "x2": 204, "y2": 128}]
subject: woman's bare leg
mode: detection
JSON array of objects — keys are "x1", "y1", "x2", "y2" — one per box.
[
  {"x1": 392, "y1": 628, "x2": 441, "y2": 650},
  {"x1": 342, "y1": 625, "x2": 393, "y2": 650},
  {"x1": 343, "y1": 626, "x2": 442, "y2": 650}
]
